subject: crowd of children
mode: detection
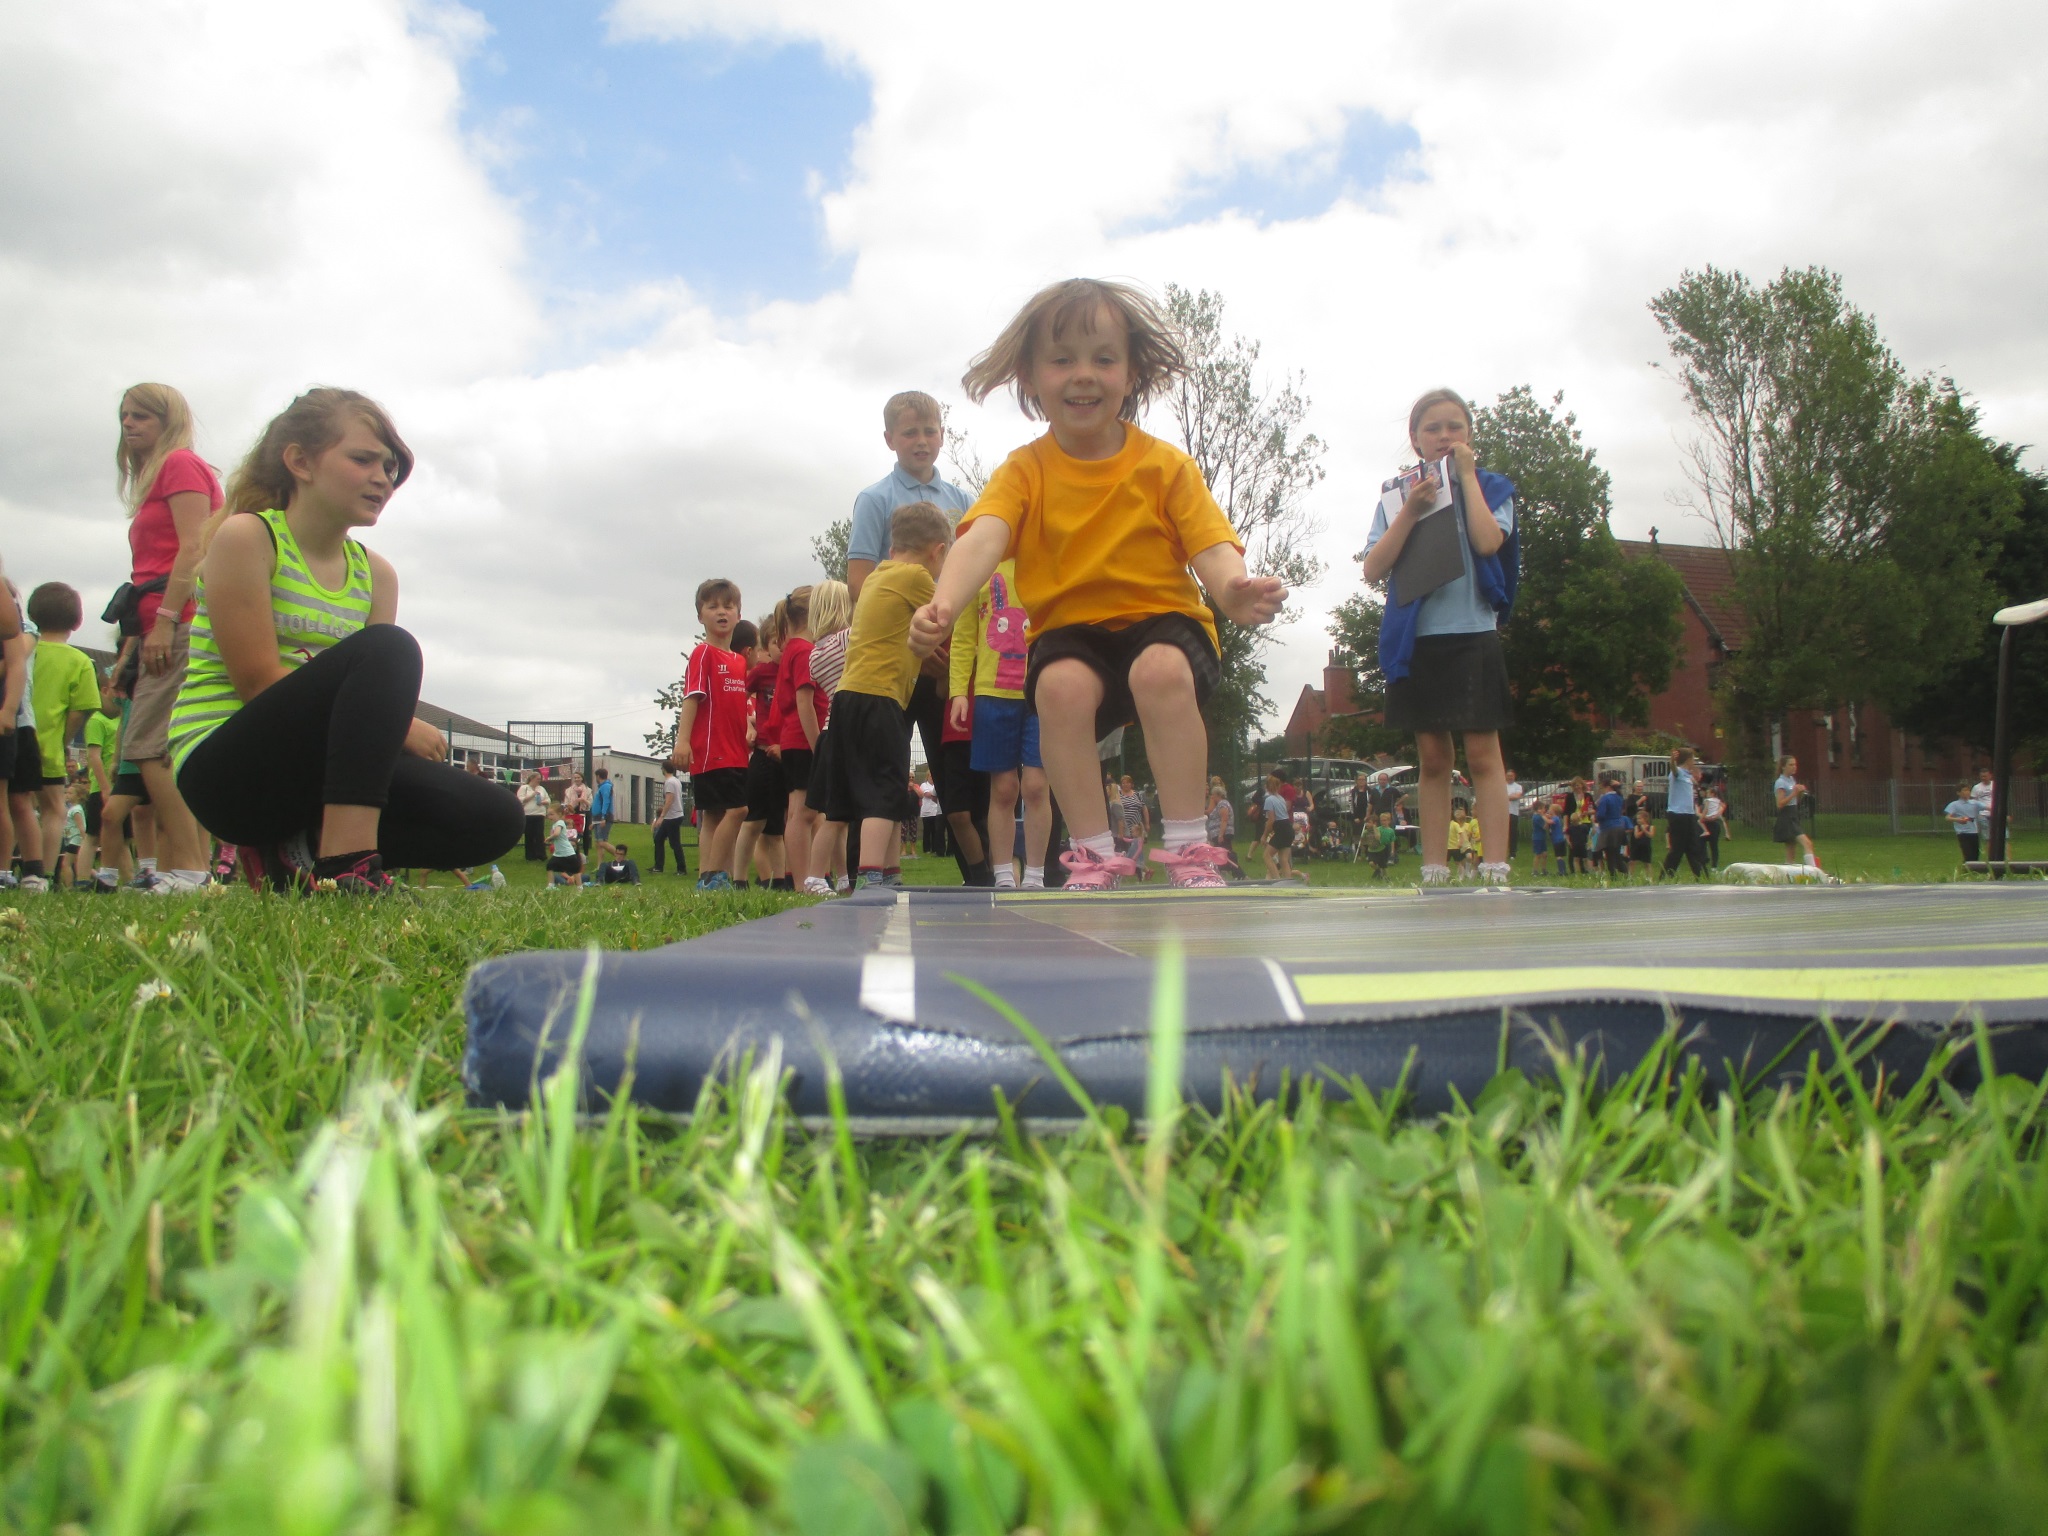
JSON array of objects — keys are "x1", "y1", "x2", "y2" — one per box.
[{"x1": 16, "y1": 278, "x2": 1977, "y2": 901}]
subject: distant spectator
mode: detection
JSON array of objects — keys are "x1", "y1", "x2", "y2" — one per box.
[
  {"x1": 591, "y1": 840, "x2": 641, "y2": 885},
  {"x1": 516, "y1": 770, "x2": 549, "y2": 861},
  {"x1": 563, "y1": 770, "x2": 593, "y2": 850},
  {"x1": 652, "y1": 766, "x2": 687, "y2": 876},
  {"x1": 589, "y1": 767, "x2": 614, "y2": 847},
  {"x1": 1946, "y1": 783, "x2": 1982, "y2": 865}
]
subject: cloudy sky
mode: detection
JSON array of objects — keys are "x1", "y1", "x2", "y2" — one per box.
[{"x1": 4, "y1": 0, "x2": 2043, "y2": 752}]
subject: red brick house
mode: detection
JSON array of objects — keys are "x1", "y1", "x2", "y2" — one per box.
[
  {"x1": 1281, "y1": 657, "x2": 1360, "y2": 757},
  {"x1": 1617, "y1": 534, "x2": 1978, "y2": 784}
]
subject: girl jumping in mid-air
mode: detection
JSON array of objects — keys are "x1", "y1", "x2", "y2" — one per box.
[
  {"x1": 910, "y1": 279, "x2": 1285, "y2": 888},
  {"x1": 1359, "y1": 389, "x2": 1518, "y2": 885}
]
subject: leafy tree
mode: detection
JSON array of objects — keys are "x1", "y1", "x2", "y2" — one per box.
[
  {"x1": 1650, "y1": 265, "x2": 2022, "y2": 759},
  {"x1": 811, "y1": 517, "x2": 850, "y2": 583},
  {"x1": 1321, "y1": 593, "x2": 1407, "y2": 762},
  {"x1": 1897, "y1": 460, "x2": 2048, "y2": 761},
  {"x1": 1471, "y1": 386, "x2": 1686, "y2": 776},
  {"x1": 1159, "y1": 284, "x2": 1327, "y2": 779}
]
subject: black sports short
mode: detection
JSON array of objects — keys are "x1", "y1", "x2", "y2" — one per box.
[
  {"x1": 111, "y1": 771, "x2": 151, "y2": 804},
  {"x1": 934, "y1": 737, "x2": 986, "y2": 821},
  {"x1": 85, "y1": 790, "x2": 103, "y2": 836},
  {"x1": 781, "y1": 747, "x2": 814, "y2": 797},
  {"x1": 8, "y1": 726, "x2": 44, "y2": 794},
  {"x1": 692, "y1": 766, "x2": 749, "y2": 816},
  {"x1": 1268, "y1": 822, "x2": 1296, "y2": 851},
  {"x1": 822, "y1": 691, "x2": 915, "y2": 825},
  {"x1": 808, "y1": 728, "x2": 838, "y2": 821},
  {"x1": 546, "y1": 853, "x2": 583, "y2": 875},
  {"x1": 1025, "y1": 612, "x2": 1220, "y2": 741},
  {"x1": 744, "y1": 750, "x2": 787, "y2": 833}
]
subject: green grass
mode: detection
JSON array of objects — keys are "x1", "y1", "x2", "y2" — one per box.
[{"x1": 3, "y1": 863, "x2": 2046, "y2": 1533}]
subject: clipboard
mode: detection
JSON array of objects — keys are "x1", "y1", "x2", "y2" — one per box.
[{"x1": 1381, "y1": 458, "x2": 1465, "y2": 606}]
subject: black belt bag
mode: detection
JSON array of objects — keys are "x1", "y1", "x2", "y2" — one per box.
[{"x1": 102, "y1": 575, "x2": 170, "y2": 638}]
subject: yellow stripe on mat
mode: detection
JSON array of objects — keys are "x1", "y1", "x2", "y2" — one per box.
[{"x1": 1292, "y1": 965, "x2": 2048, "y2": 1008}]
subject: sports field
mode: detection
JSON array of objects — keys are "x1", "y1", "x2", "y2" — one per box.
[{"x1": 3, "y1": 848, "x2": 2045, "y2": 1533}]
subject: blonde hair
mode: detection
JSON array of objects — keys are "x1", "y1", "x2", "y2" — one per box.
[
  {"x1": 808, "y1": 579, "x2": 852, "y2": 638},
  {"x1": 213, "y1": 388, "x2": 413, "y2": 545},
  {"x1": 883, "y1": 391, "x2": 942, "y2": 431},
  {"x1": 117, "y1": 383, "x2": 201, "y2": 515},
  {"x1": 889, "y1": 501, "x2": 954, "y2": 553},
  {"x1": 1407, "y1": 388, "x2": 1473, "y2": 447},
  {"x1": 962, "y1": 278, "x2": 1187, "y2": 423}
]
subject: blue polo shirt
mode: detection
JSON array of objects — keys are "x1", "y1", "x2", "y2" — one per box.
[
  {"x1": 1595, "y1": 791, "x2": 1629, "y2": 832},
  {"x1": 848, "y1": 465, "x2": 975, "y2": 567},
  {"x1": 1665, "y1": 765, "x2": 1695, "y2": 815}
]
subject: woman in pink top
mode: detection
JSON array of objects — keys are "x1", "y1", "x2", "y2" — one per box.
[{"x1": 102, "y1": 383, "x2": 221, "y2": 889}]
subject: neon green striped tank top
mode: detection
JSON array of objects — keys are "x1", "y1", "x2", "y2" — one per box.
[{"x1": 169, "y1": 508, "x2": 375, "y2": 769}]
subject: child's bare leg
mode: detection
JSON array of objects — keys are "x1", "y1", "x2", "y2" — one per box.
[
  {"x1": 1021, "y1": 767, "x2": 1052, "y2": 869},
  {"x1": 1127, "y1": 645, "x2": 1206, "y2": 824},
  {"x1": 859, "y1": 817, "x2": 896, "y2": 869},
  {"x1": 1463, "y1": 732, "x2": 1507, "y2": 863},
  {"x1": 1035, "y1": 661, "x2": 1111, "y2": 841},
  {"x1": 987, "y1": 770, "x2": 1019, "y2": 873},
  {"x1": 137, "y1": 758, "x2": 204, "y2": 873},
  {"x1": 8, "y1": 791, "x2": 35, "y2": 866},
  {"x1": 705, "y1": 806, "x2": 746, "y2": 878},
  {"x1": 735, "y1": 821, "x2": 761, "y2": 881},
  {"x1": 1415, "y1": 732, "x2": 1455, "y2": 866},
  {"x1": 946, "y1": 810, "x2": 984, "y2": 865},
  {"x1": 784, "y1": 792, "x2": 811, "y2": 882}
]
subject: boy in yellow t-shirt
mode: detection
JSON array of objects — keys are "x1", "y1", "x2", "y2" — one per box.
[
  {"x1": 949, "y1": 558, "x2": 1051, "y2": 888},
  {"x1": 823, "y1": 503, "x2": 952, "y2": 889},
  {"x1": 910, "y1": 279, "x2": 1286, "y2": 891}
]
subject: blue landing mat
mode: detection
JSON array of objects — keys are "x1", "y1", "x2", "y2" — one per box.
[{"x1": 462, "y1": 884, "x2": 2048, "y2": 1126}]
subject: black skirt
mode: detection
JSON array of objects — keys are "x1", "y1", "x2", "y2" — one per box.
[{"x1": 1385, "y1": 630, "x2": 1514, "y2": 734}]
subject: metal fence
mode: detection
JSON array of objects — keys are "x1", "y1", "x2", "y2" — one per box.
[{"x1": 1718, "y1": 777, "x2": 2045, "y2": 835}]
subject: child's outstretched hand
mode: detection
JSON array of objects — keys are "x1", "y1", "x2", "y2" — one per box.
[
  {"x1": 909, "y1": 599, "x2": 953, "y2": 658},
  {"x1": 1216, "y1": 573, "x2": 1287, "y2": 628}
]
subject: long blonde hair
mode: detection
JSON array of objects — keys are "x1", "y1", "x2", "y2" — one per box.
[
  {"x1": 117, "y1": 382, "x2": 200, "y2": 515},
  {"x1": 210, "y1": 388, "x2": 413, "y2": 547},
  {"x1": 808, "y1": 579, "x2": 852, "y2": 639}
]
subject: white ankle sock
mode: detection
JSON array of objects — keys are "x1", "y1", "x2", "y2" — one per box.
[
  {"x1": 140, "y1": 858, "x2": 158, "y2": 873},
  {"x1": 1162, "y1": 817, "x2": 1205, "y2": 852},
  {"x1": 994, "y1": 865, "x2": 1017, "y2": 888},
  {"x1": 1022, "y1": 865, "x2": 1045, "y2": 889},
  {"x1": 1079, "y1": 831, "x2": 1117, "y2": 858},
  {"x1": 1420, "y1": 863, "x2": 1451, "y2": 885}
]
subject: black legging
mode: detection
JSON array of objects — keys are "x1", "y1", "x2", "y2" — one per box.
[
  {"x1": 177, "y1": 625, "x2": 522, "y2": 870},
  {"x1": 1661, "y1": 812, "x2": 1708, "y2": 878}
]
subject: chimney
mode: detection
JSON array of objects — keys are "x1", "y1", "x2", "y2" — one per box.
[
  {"x1": 1649, "y1": 526, "x2": 1660, "y2": 550},
  {"x1": 1323, "y1": 650, "x2": 1358, "y2": 716}
]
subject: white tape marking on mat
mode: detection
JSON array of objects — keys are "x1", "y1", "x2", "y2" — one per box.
[
  {"x1": 1261, "y1": 958, "x2": 1306, "y2": 1023},
  {"x1": 860, "y1": 896, "x2": 917, "y2": 1023}
]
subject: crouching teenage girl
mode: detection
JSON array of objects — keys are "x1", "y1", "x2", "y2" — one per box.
[
  {"x1": 168, "y1": 389, "x2": 523, "y2": 891},
  {"x1": 1360, "y1": 389, "x2": 1518, "y2": 885},
  {"x1": 910, "y1": 278, "x2": 1286, "y2": 889}
]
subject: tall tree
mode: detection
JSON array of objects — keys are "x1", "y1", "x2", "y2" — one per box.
[
  {"x1": 1322, "y1": 592, "x2": 1408, "y2": 762},
  {"x1": 1159, "y1": 284, "x2": 1327, "y2": 777},
  {"x1": 1896, "y1": 459, "x2": 2048, "y2": 761},
  {"x1": 1650, "y1": 265, "x2": 2022, "y2": 757},
  {"x1": 1473, "y1": 387, "x2": 1686, "y2": 776}
]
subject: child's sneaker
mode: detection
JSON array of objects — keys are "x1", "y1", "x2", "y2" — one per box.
[
  {"x1": 802, "y1": 876, "x2": 833, "y2": 896},
  {"x1": 1149, "y1": 842, "x2": 1232, "y2": 889},
  {"x1": 1058, "y1": 845, "x2": 1137, "y2": 891},
  {"x1": 315, "y1": 854, "x2": 392, "y2": 895},
  {"x1": 833, "y1": 875, "x2": 851, "y2": 893},
  {"x1": 695, "y1": 871, "x2": 734, "y2": 893},
  {"x1": 17, "y1": 875, "x2": 50, "y2": 895},
  {"x1": 855, "y1": 870, "x2": 900, "y2": 891}
]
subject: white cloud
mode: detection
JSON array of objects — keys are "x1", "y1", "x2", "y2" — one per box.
[{"x1": 5, "y1": 0, "x2": 2045, "y2": 758}]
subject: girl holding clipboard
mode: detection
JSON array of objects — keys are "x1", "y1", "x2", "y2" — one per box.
[{"x1": 1360, "y1": 389, "x2": 1518, "y2": 885}]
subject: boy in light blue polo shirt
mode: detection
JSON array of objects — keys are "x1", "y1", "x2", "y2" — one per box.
[
  {"x1": 845, "y1": 392, "x2": 976, "y2": 598},
  {"x1": 844, "y1": 390, "x2": 985, "y2": 880}
]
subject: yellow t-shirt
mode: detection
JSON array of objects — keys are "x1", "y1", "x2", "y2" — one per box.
[
  {"x1": 957, "y1": 426, "x2": 1241, "y2": 651},
  {"x1": 839, "y1": 560, "x2": 935, "y2": 708},
  {"x1": 948, "y1": 559, "x2": 1030, "y2": 702},
  {"x1": 1447, "y1": 820, "x2": 1474, "y2": 855}
]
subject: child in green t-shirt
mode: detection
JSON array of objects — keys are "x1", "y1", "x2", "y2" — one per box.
[{"x1": 22, "y1": 584, "x2": 99, "y2": 889}]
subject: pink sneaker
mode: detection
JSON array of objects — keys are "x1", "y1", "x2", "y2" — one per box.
[
  {"x1": 1059, "y1": 845, "x2": 1138, "y2": 890},
  {"x1": 1149, "y1": 842, "x2": 1232, "y2": 889}
]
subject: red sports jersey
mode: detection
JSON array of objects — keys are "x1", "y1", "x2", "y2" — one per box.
[
  {"x1": 773, "y1": 636, "x2": 830, "y2": 751},
  {"x1": 685, "y1": 641, "x2": 751, "y2": 773}
]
